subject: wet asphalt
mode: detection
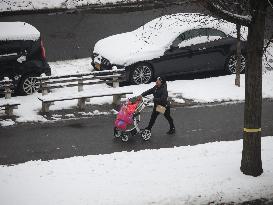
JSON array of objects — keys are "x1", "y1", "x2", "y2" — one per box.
[
  {"x1": 0, "y1": 100, "x2": 272, "y2": 165},
  {"x1": 0, "y1": 5, "x2": 273, "y2": 205}
]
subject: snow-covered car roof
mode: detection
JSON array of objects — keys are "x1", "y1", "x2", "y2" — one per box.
[
  {"x1": 0, "y1": 22, "x2": 40, "y2": 41},
  {"x1": 94, "y1": 13, "x2": 248, "y2": 66}
]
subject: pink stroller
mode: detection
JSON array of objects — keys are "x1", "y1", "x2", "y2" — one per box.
[{"x1": 114, "y1": 96, "x2": 151, "y2": 142}]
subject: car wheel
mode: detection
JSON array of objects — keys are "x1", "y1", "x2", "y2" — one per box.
[
  {"x1": 226, "y1": 54, "x2": 246, "y2": 74},
  {"x1": 18, "y1": 74, "x2": 40, "y2": 95},
  {"x1": 130, "y1": 63, "x2": 153, "y2": 84}
]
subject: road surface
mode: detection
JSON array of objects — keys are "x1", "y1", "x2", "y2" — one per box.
[{"x1": 1, "y1": 100, "x2": 272, "y2": 165}]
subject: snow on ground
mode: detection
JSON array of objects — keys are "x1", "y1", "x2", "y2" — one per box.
[
  {"x1": 0, "y1": 0, "x2": 138, "y2": 13},
  {"x1": 1, "y1": 6, "x2": 272, "y2": 205},
  {"x1": 49, "y1": 57, "x2": 93, "y2": 76},
  {"x1": 1, "y1": 46, "x2": 273, "y2": 126},
  {"x1": 0, "y1": 136, "x2": 272, "y2": 205}
]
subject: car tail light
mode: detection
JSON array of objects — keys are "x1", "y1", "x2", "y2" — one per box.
[{"x1": 41, "y1": 39, "x2": 46, "y2": 60}]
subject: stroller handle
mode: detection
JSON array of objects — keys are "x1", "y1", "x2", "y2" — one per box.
[
  {"x1": 140, "y1": 96, "x2": 153, "y2": 105},
  {"x1": 130, "y1": 95, "x2": 152, "y2": 105}
]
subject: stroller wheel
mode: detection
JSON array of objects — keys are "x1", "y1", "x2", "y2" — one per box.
[
  {"x1": 114, "y1": 127, "x2": 121, "y2": 138},
  {"x1": 141, "y1": 129, "x2": 151, "y2": 141},
  {"x1": 121, "y1": 133, "x2": 129, "y2": 142}
]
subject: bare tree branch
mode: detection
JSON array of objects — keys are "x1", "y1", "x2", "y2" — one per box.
[
  {"x1": 263, "y1": 34, "x2": 273, "y2": 53},
  {"x1": 201, "y1": 0, "x2": 251, "y2": 26},
  {"x1": 268, "y1": 0, "x2": 273, "y2": 9}
]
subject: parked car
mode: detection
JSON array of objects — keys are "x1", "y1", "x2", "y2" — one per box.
[
  {"x1": 0, "y1": 22, "x2": 51, "y2": 95},
  {"x1": 91, "y1": 13, "x2": 247, "y2": 84}
]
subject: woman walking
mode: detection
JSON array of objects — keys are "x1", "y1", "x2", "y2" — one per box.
[{"x1": 141, "y1": 76, "x2": 175, "y2": 134}]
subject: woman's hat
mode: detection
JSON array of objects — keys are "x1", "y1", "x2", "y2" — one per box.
[{"x1": 157, "y1": 76, "x2": 166, "y2": 84}]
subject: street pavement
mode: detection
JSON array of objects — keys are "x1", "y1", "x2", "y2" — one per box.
[
  {"x1": 0, "y1": 100, "x2": 272, "y2": 165},
  {"x1": 0, "y1": 4, "x2": 204, "y2": 61},
  {"x1": 1, "y1": 4, "x2": 272, "y2": 61}
]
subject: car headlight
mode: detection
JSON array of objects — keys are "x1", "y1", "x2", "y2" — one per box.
[
  {"x1": 92, "y1": 53, "x2": 99, "y2": 58},
  {"x1": 94, "y1": 54, "x2": 102, "y2": 65}
]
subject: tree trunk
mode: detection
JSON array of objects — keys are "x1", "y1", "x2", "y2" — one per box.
[
  {"x1": 235, "y1": 24, "x2": 241, "y2": 87},
  {"x1": 240, "y1": 0, "x2": 267, "y2": 177}
]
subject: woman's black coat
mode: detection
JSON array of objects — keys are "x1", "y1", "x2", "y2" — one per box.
[{"x1": 141, "y1": 83, "x2": 169, "y2": 106}]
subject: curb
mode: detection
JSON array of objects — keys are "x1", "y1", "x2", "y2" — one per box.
[{"x1": 0, "y1": 0, "x2": 197, "y2": 16}]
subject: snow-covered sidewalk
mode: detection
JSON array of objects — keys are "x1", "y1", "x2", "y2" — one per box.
[
  {"x1": 0, "y1": 136, "x2": 272, "y2": 205},
  {"x1": 0, "y1": 0, "x2": 139, "y2": 13},
  {"x1": 1, "y1": 55, "x2": 273, "y2": 126}
]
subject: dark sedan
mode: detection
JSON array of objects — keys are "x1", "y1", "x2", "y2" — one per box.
[{"x1": 92, "y1": 13, "x2": 247, "y2": 84}]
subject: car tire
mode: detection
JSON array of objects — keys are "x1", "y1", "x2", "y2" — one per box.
[
  {"x1": 18, "y1": 73, "x2": 40, "y2": 95},
  {"x1": 226, "y1": 53, "x2": 246, "y2": 74},
  {"x1": 130, "y1": 63, "x2": 153, "y2": 85}
]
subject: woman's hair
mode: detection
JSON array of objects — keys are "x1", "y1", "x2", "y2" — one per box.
[{"x1": 157, "y1": 76, "x2": 166, "y2": 84}]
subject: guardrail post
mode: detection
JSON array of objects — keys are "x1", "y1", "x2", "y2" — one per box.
[
  {"x1": 77, "y1": 77, "x2": 86, "y2": 107},
  {"x1": 78, "y1": 77, "x2": 84, "y2": 92},
  {"x1": 112, "y1": 94, "x2": 121, "y2": 107},
  {"x1": 40, "y1": 74, "x2": 48, "y2": 96},
  {"x1": 112, "y1": 67, "x2": 120, "y2": 105},
  {"x1": 4, "y1": 78, "x2": 12, "y2": 99},
  {"x1": 3, "y1": 77, "x2": 14, "y2": 116},
  {"x1": 77, "y1": 98, "x2": 86, "y2": 110},
  {"x1": 112, "y1": 66, "x2": 119, "y2": 88},
  {"x1": 39, "y1": 74, "x2": 52, "y2": 113},
  {"x1": 5, "y1": 106, "x2": 13, "y2": 116},
  {"x1": 41, "y1": 102, "x2": 50, "y2": 113}
]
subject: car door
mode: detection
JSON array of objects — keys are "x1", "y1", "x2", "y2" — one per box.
[
  {"x1": 0, "y1": 40, "x2": 21, "y2": 80},
  {"x1": 151, "y1": 33, "x2": 195, "y2": 76},
  {"x1": 186, "y1": 28, "x2": 232, "y2": 71}
]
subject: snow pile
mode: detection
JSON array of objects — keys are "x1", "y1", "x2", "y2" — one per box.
[
  {"x1": 0, "y1": 0, "x2": 138, "y2": 12},
  {"x1": 13, "y1": 93, "x2": 47, "y2": 123},
  {"x1": 0, "y1": 119, "x2": 15, "y2": 126},
  {"x1": 49, "y1": 58, "x2": 92, "y2": 76},
  {"x1": 0, "y1": 136, "x2": 272, "y2": 205},
  {"x1": 0, "y1": 99, "x2": 20, "y2": 107},
  {"x1": 168, "y1": 74, "x2": 246, "y2": 103},
  {"x1": 94, "y1": 13, "x2": 248, "y2": 66},
  {"x1": 0, "y1": 22, "x2": 40, "y2": 41}
]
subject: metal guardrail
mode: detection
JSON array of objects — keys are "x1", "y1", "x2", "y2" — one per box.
[
  {"x1": 0, "y1": 77, "x2": 13, "y2": 99},
  {"x1": 36, "y1": 68, "x2": 126, "y2": 96},
  {"x1": 0, "y1": 77, "x2": 20, "y2": 116},
  {"x1": 36, "y1": 68, "x2": 129, "y2": 113}
]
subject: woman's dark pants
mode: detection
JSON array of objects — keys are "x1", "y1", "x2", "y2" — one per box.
[{"x1": 147, "y1": 105, "x2": 174, "y2": 130}]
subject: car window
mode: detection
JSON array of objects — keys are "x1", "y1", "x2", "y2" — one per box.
[
  {"x1": 171, "y1": 35, "x2": 185, "y2": 48},
  {"x1": 206, "y1": 28, "x2": 227, "y2": 38},
  {"x1": 0, "y1": 40, "x2": 22, "y2": 54},
  {"x1": 184, "y1": 28, "x2": 207, "y2": 41},
  {"x1": 172, "y1": 28, "x2": 227, "y2": 48}
]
